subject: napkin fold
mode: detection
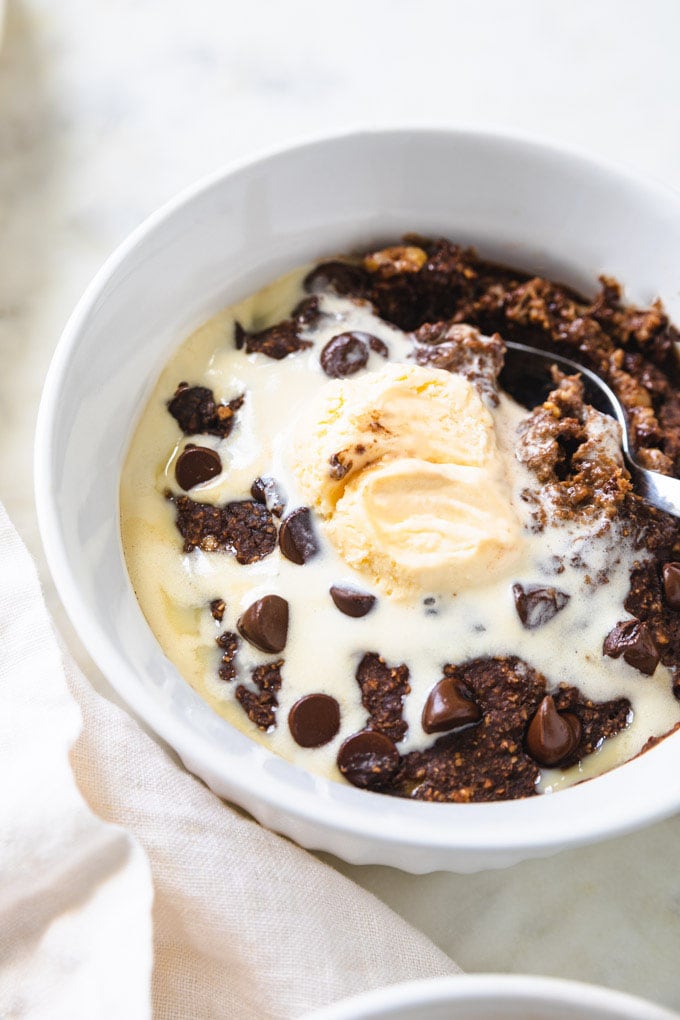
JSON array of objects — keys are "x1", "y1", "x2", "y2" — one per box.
[{"x1": 0, "y1": 502, "x2": 459, "y2": 1019}]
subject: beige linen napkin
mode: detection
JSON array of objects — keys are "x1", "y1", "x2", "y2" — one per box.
[{"x1": 0, "y1": 502, "x2": 458, "y2": 1019}]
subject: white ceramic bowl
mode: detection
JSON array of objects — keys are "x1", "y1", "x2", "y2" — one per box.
[
  {"x1": 303, "y1": 975, "x2": 680, "y2": 1020},
  {"x1": 35, "y1": 128, "x2": 680, "y2": 873}
]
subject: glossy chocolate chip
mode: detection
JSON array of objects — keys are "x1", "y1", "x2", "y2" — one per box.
[
  {"x1": 279, "y1": 507, "x2": 319, "y2": 565},
  {"x1": 251, "y1": 475, "x2": 286, "y2": 517},
  {"x1": 288, "y1": 693, "x2": 341, "y2": 748},
  {"x1": 421, "y1": 677, "x2": 482, "y2": 735},
  {"x1": 175, "y1": 446, "x2": 222, "y2": 490},
  {"x1": 603, "y1": 619, "x2": 660, "y2": 675},
  {"x1": 337, "y1": 730, "x2": 400, "y2": 790},
  {"x1": 512, "y1": 583, "x2": 570, "y2": 629},
  {"x1": 662, "y1": 562, "x2": 680, "y2": 611},
  {"x1": 237, "y1": 595, "x2": 289, "y2": 653},
  {"x1": 320, "y1": 332, "x2": 370, "y2": 378},
  {"x1": 329, "y1": 585, "x2": 376, "y2": 618},
  {"x1": 525, "y1": 695, "x2": 582, "y2": 767}
]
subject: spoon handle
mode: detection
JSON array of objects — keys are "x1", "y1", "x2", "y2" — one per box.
[
  {"x1": 503, "y1": 341, "x2": 680, "y2": 520},
  {"x1": 627, "y1": 459, "x2": 680, "y2": 518}
]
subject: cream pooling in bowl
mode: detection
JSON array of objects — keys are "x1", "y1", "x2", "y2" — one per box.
[{"x1": 120, "y1": 259, "x2": 680, "y2": 797}]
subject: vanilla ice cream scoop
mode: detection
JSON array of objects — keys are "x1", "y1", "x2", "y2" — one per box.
[{"x1": 293, "y1": 363, "x2": 522, "y2": 598}]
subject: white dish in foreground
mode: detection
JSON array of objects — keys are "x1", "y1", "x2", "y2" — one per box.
[
  {"x1": 35, "y1": 128, "x2": 680, "y2": 873},
  {"x1": 303, "y1": 975, "x2": 680, "y2": 1020}
]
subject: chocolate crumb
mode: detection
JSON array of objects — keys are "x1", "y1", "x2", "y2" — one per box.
[
  {"x1": 216, "y1": 630, "x2": 239, "y2": 682},
  {"x1": 388, "y1": 657, "x2": 630, "y2": 802},
  {"x1": 235, "y1": 660, "x2": 283, "y2": 730},
  {"x1": 173, "y1": 496, "x2": 277, "y2": 563},
  {"x1": 210, "y1": 598, "x2": 226, "y2": 623},
  {"x1": 168, "y1": 383, "x2": 244, "y2": 438},
  {"x1": 412, "y1": 323, "x2": 504, "y2": 404},
  {"x1": 356, "y1": 652, "x2": 410, "y2": 743},
  {"x1": 364, "y1": 245, "x2": 428, "y2": 278},
  {"x1": 235, "y1": 317, "x2": 312, "y2": 360}
]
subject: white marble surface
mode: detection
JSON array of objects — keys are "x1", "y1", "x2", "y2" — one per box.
[{"x1": 2, "y1": 0, "x2": 680, "y2": 1012}]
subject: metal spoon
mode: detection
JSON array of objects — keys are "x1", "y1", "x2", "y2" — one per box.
[{"x1": 500, "y1": 340, "x2": 680, "y2": 518}]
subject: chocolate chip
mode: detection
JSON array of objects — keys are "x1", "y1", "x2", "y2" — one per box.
[
  {"x1": 237, "y1": 595, "x2": 289, "y2": 653},
  {"x1": 422, "y1": 676, "x2": 482, "y2": 735},
  {"x1": 337, "y1": 730, "x2": 399, "y2": 789},
  {"x1": 525, "y1": 695, "x2": 582, "y2": 767},
  {"x1": 288, "y1": 694, "x2": 341, "y2": 748},
  {"x1": 320, "y1": 332, "x2": 369, "y2": 378},
  {"x1": 210, "y1": 598, "x2": 226, "y2": 622},
  {"x1": 662, "y1": 562, "x2": 680, "y2": 610},
  {"x1": 512, "y1": 584, "x2": 570, "y2": 629},
  {"x1": 251, "y1": 476, "x2": 286, "y2": 517},
  {"x1": 175, "y1": 446, "x2": 222, "y2": 490},
  {"x1": 279, "y1": 507, "x2": 319, "y2": 565},
  {"x1": 603, "y1": 619, "x2": 660, "y2": 675},
  {"x1": 303, "y1": 260, "x2": 367, "y2": 296},
  {"x1": 329, "y1": 585, "x2": 376, "y2": 618}
]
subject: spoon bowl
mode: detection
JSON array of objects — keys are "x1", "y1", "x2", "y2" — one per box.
[{"x1": 501, "y1": 341, "x2": 680, "y2": 518}]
